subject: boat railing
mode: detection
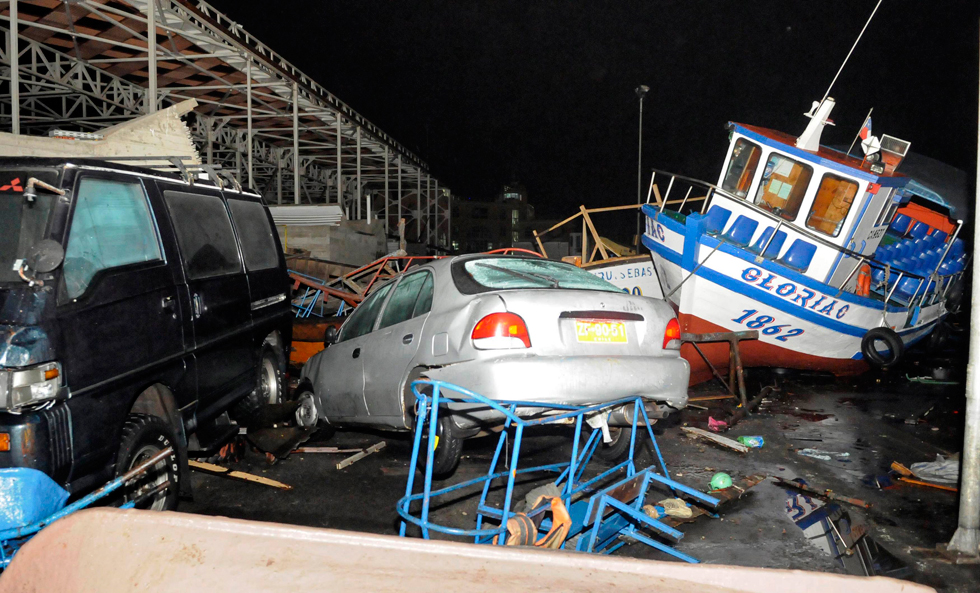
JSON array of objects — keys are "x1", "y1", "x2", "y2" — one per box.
[{"x1": 644, "y1": 169, "x2": 964, "y2": 310}]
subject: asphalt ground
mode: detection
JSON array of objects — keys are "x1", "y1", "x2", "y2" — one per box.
[{"x1": 182, "y1": 330, "x2": 980, "y2": 592}]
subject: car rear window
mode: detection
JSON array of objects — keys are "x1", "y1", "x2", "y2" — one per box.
[{"x1": 452, "y1": 257, "x2": 622, "y2": 294}]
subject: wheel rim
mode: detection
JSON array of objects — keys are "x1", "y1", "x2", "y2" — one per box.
[
  {"x1": 127, "y1": 444, "x2": 170, "y2": 511},
  {"x1": 295, "y1": 392, "x2": 317, "y2": 427},
  {"x1": 259, "y1": 355, "x2": 280, "y2": 405}
]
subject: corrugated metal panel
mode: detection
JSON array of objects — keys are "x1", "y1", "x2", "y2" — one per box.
[{"x1": 268, "y1": 205, "x2": 344, "y2": 227}]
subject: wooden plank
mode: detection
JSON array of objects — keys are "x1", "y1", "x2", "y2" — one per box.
[
  {"x1": 680, "y1": 426, "x2": 749, "y2": 453},
  {"x1": 579, "y1": 205, "x2": 607, "y2": 260},
  {"x1": 294, "y1": 447, "x2": 363, "y2": 454},
  {"x1": 898, "y1": 477, "x2": 958, "y2": 492},
  {"x1": 651, "y1": 184, "x2": 663, "y2": 207},
  {"x1": 688, "y1": 394, "x2": 736, "y2": 402},
  {"x1": 582, "y1": 204, "x2": 643, "y2": 214},
  {"x1": 189, "y1": 460, "x2": 293, "y2": 490},
  {"x1": 336, "y1": 441, "x2": 386, "y2": 470},
  {"x1": 532, "y1": 230, "x2": 549, "y2": 258}
]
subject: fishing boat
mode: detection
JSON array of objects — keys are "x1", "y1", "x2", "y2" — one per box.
[{"x1": 640, "y1": 97, "x2": 967, "y2": 384}]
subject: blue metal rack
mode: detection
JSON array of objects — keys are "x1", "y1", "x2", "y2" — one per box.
[{"x1": 396, "y1": 380, "x2": 720, "y2": 562}]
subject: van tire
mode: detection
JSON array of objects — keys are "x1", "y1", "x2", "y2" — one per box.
[
  {"x1": 115, "y1": 413, "x2": 180, "y2": 511},
  {"x1": 861, "y1": 327, "x2": 904, "y2": 369},
  {"x1": 231, "y1": 347, "x2": 284, "y2": 421}
]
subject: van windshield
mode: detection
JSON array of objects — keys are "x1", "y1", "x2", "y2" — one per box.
[{"x1": 0, "y1": 171, "x2": 60, "y2": 285}]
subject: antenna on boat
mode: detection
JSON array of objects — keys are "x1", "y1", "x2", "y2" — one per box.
[
  {"x1": 821, "y1": 0, "x2": 883, "y2": 104},
  {"x1": 796, "y1": 0, "x2": 883, "y2": 152}
]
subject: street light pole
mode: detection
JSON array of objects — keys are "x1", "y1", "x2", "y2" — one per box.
[
  {"x1": 635, "y1": 85, "x2": 650, "y2": 251},
  {"x1": 946, "y1": 17, "x2": 980, "y2": 557}
]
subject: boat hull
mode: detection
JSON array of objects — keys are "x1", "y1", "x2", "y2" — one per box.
[{"x1": 642, "y1": 206, "x2": 944, "y2": 384}]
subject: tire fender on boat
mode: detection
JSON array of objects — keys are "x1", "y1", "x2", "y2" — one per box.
[{"x1": 861, "y1": 327, "x2": 904, "y2": 369}]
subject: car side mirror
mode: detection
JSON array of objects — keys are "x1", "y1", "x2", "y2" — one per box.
[
  {"x1": 27, "y1": 239, "x2": 65, "y2": 274},
  {"x1": 324, "y1": 326, "x2": 339, "y2": 347}
]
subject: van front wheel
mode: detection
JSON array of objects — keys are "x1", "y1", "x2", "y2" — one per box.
[{"x1": 115, "y1": 413, "x2": 180, "y2": 511}]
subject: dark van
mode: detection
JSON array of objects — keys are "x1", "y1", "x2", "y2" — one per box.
[{"x1": 0, "y1": 158, "x2": 292, "y2": 510}]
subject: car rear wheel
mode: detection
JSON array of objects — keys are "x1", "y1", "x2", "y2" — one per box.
[
  {"x1": 114, "y1": 414, "x2": 180, "y2": 511},
  {"x1": 592, "y1": 426, "x2": 635, "y2": 462},
  {"x1": 416, "y1": 414, "x2": 463, "y2": 478}
]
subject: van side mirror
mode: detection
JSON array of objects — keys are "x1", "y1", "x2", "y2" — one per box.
[
  {"x1": 27, "y1": 239, "x2": 65, "y2": 274},
  {"x1": 323, "y1": 326, "x2": 339, "y2": 347}
]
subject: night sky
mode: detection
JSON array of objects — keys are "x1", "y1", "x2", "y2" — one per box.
[{"x1": 214, "y1": 1, "x2": 978, "y2": 222}]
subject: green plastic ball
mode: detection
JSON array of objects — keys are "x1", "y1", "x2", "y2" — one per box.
[{"x1": 710, "y1": 472, "x2": 733, "y2": 490}]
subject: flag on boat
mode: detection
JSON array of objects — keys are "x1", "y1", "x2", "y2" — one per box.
[{"x1": 859, "y1": 116, "x2": 873, "y2": 140}]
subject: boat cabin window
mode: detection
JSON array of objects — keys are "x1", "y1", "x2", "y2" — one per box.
[
  {"x1": 721, "y1": 138, "x2": 761, "y2": 198},
  {"x1": 805, "y1": 174, "x2": 860, "y2": 237},
  {"x1": 873, "y1": 189, "x2": 898, "y2": 227},
  {"x1": 753, "y1": 153, "x2": 813, "y2": 221}
]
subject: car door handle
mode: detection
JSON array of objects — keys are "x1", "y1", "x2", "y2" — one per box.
[
  {"x1": 352, "y1": 348, "x2": 360, "y2": 359},
  {"x1": 192, "y1": 293, "x2": 204, "y2": 319},
  {"x1": 402, "y1": 334, "x2": 414, "y2": 344}
]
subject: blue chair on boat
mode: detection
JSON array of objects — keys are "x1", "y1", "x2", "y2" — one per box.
[
  {"x1": 894, "y1": 276, "x2": 923, "y2": 301},
  {"x1": 909, "y1": 221, "x2": 931, "y2": 240},
  {"x1": 704, "y1": 205, "x2": 732, "y2": 235},
  {"x1": 889, "y1": 213, "x2": 913, "y2": 236},
  {"x1": 748, "y1": 227, "x2": 787, "y2": 258},
  {"x1": 778, "y1": 239, "x2": 817, "y2": 273},
  {"x1": 932, "y1": 230, "x2": 949, "y2": 244},
  {"x1": 949, "y1": 239, "x2": 966, "y2": 258},
  {"x1": 871, "y1": 267, "x2": 886, "y2": 285},
  {"x1": 722, "y1": 215, "x2": 759, "y2": 246}
]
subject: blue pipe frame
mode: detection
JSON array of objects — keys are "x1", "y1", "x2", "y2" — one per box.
[{"x1": 396, "y1": 380, "x2": 720, "y2": 562}]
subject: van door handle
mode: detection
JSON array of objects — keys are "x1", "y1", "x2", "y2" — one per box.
[
  {"x1": 162, "y1": 296, "x2": 177, "y2": 318},
  {"x1": 402, "y1": 334, "x2": 414, "y2": 344},
  {"x1": 352, "y1": 348, "x2": 360, "y2": 359},
  {"x1": 192, "y1": 294, "x2": 204, "y2": 319}
]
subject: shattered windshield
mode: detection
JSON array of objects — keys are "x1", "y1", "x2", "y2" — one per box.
[
  {"x1": 453, "y1": 257, "x2": 623, "y2": 294},
  {"x1": 0, "y1": 170, "x2": 60, "y2": 285}
]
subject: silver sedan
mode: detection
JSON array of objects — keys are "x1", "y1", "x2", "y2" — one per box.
[{"x1": 298, "y1": 254, "x2": 689, "y2": 474}]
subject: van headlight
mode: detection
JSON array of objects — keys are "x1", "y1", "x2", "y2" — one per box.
[{"x1": 0, "y1": 362, "x2": 62, "y2": 413}]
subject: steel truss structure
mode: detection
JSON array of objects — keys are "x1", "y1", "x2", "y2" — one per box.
[{"x1": 0, "y1": 0, "x2": 450, "y2": 246}]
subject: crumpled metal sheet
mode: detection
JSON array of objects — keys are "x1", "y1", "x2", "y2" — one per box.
[{"x1": 0, "y1": 468, "x2": 69, "y2": 531}]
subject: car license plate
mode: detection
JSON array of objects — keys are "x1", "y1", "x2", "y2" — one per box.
[{"x1": 575, "y1": 320, "x2": 627, "y2": 343}]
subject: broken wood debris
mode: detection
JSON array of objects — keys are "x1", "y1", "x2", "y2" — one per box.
[
  {"x1": 188, "y1": 460, "x2": 292, "y2": 490},
  {"x1": 773, "y1": 477, "x2": 872, "y2": 509},
  {"x1": 294, "y1": 446, "x2": 364, "y2": 454},
  {"x1": 336, "y1": 441, "x2": 387, "y2": 470},
  {"x1": 890, "y1": 461, "x2": 959, "y2": 492},
  {"x1": 680, "y1": 426, "x2": 749, "y2": 453}
]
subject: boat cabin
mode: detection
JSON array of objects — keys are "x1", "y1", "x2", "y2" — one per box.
[{"x1": 704, "y1": 112, "x2": 962, "y2": 306}]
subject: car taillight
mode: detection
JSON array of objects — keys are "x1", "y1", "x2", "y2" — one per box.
[
  {"x1": 663, "y1": 318, "x2": 681, "y2": 350},
  {"x1": 471, "y1": 312, "x2": 531, "y2": 349}
]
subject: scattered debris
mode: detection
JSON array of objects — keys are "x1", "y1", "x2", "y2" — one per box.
[
  {"x1": 909, "y1": 454, "x2": 960, "y2": 484},
  {"x1": 890, "y1": 460, "x2": 959, "y2": 492},
  {"x1": 336, "y1": 441, "x2": 387, "y2": 470},
  {"x1": 246, "y1": 427, "x2": 316, "y2": 464},
  {"x1": 773, "y1": 477, "x2": 872, "y2": 509},
  {"x1": 797, "y1": 448, "x2": 850, "y2": 461},
  {"x1": 661, "y1": 474, "x2": 766, "y2": 528},
  {"x1": 686, "y1": 403, "x2": 709, "y2": 411},
  {"x1": 681, "y1": 426, "x2": 749, "y2": 453},
  {"x1": 710, "y1": 472, "x2": 733, "y2": 490},
  {"x1": 707, "y1": 416, "x2": 728, "y2": 432},
  {"x1": 188, "y1": 460, "x2": 292, "y2": 490},
  {"x1": 736, "y1": 436, "x2": 765, "y2": 448},
  {"x1": 906, "y1": 374, "x2": 958, "y2": 385},
  {"x1": 294, "y1": 446, "x2": 364, "y2": 454}
]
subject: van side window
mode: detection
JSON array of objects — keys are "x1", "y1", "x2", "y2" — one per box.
[
  {"x1": 339, "y1": 283, "x2": 393, "y2": 341},
  {"x1": 64, "y1": 178, "x2": 163, "y2": 299},
  {"x1": 378, "y1": 272, "x2": 429, "y2": 329},
  {"x1": 164, "y1": 191, "x2": 242, "y2": 280},
  {"x1": 227, "y1": 199, "x2": 279, "y2": 270}
]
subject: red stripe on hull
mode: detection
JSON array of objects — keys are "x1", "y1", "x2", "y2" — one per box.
[{"x1": 679, "y1": 313, "x2": 868, "y2": 386}]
